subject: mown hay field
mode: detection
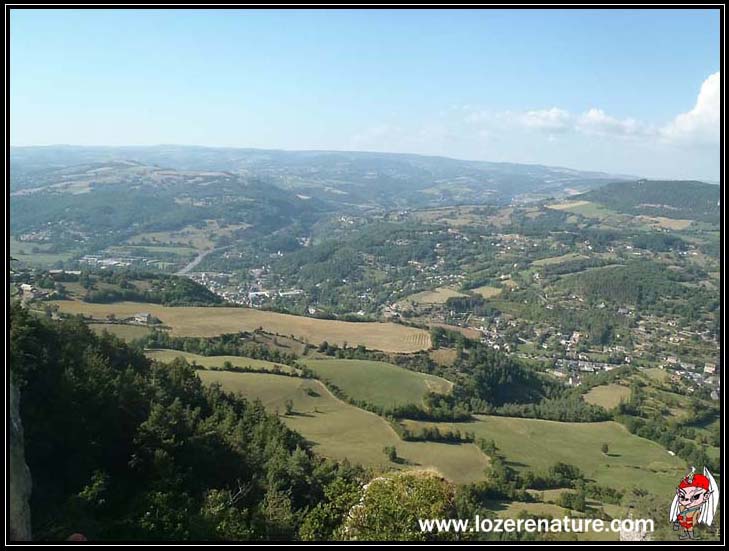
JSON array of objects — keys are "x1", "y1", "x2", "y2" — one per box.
[
  {"x1": 51, "y1": 300, "x2": 431, "y2": 353},
  {"x1": 582, "y1": 384, "x2": 631, "y2": 410},
  {"x1": 145, "y1": 349, "x2": 298, "y2": 374}
]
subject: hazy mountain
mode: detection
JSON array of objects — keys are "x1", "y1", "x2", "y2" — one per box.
[{"x1": 11, "y1": 145, "x2": 634, "y2": 208}]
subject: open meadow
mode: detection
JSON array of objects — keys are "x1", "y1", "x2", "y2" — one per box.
[
  {"x1": 398, "y1": 287, "x2": 466, "y2": 306},
  {"x1": 51, "y1": 299, "x2": 432, "y2": 353},
  {"x1": 302, "y1": 358, "x2": 453, "y2": 409},
  {"x1": 471, "y1": 285, "x2": 503, "y2": 298},
  {"x1": 197, "y1": 370, "x2": 489, "y2": 483},
  {"x1": 582, "y1": 384, "x2": 631, "y2": 410},
  {"x1": 145, "y1": 349, "x2": 298, "y2": 374},
  {"x1": 401, "y1": 415, "x2": 687, "y2": 495}
]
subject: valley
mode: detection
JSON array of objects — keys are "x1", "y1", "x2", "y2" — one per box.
[{"x1": 9, "y1": 146, "x2": 721, "y2": 542}]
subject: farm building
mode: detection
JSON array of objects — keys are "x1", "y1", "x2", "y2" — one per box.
[{"x1": 132, "y1": 312, "x2": 152, "y2": 324}]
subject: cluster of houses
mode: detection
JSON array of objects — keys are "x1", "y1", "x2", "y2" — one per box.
[
  {"x1": 80, "y1": 255, "x2": 141, "y2": 269},
  {"x1": 661, "y1": 357, "x2": 720, "y2": 398},
  {"x1": 186, "y1": 270, "x2": 306, "y2": 308},
  {"x1": 16, "y1": 229, "x2": 53, "y2": 242}
]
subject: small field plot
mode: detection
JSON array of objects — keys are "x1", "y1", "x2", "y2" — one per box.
[
  {"x1": 547, "y1": 201, "x2": 629, "y2": 226},
  {"x1": 582, "y1": 384, "x2": 631, "y2": 410},
  {"x1": 532, "y1": 253, "x2": 588, "y2": 266},
  {"x1": 400, "y1": 287, "x2": 466, "y2": 306},
  {"x1": 637, "y1": 216, "x2": 693, "y2": 230},
  {"x1": 471, "y1": 285, "x2": 502, "y2": 298},
  {"x1": 9, "y1": 237, "x2": 76, "y2": 267}
]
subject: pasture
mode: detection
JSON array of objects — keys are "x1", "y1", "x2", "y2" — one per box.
[
  {"x1": 197, "y1": 371, "x2": 489, "y2": 483},
  {"x1": 400, "y1": 287, "x2": 466, "y2": 305},
  {"x1": 637, "y1": 216, "x2": 693, "y2": 230},
  {"x1": 127, "y1": 220, "x2": 250, "y2": 250},
  {"x1": 302, "y1": 358, "x2": 453, "y2": 409},
  {"x1": 546, "y1": 200, "x2": 629, "y2": 226},
  {"x1": 429, "y1": 348, "x2": 458, "y2": 367},
  {"x1": 532, "y1": 253, "x2": 588, "y2": 266},
  {"x1": 582, "y1": 384, "x2": 631, "y2": 410},
  {"x1": 471, "y1": 285, "x2": 502, "y2": 298},
  {"x1": 9, "y1": 237, "x2": 76, "y2": 266},
  {"x1": 51, "y1": 300, "x2": 432, "y2": 353},
  {"x1": 145, "y1": 349, "x2": 298, "y2": 374},
  {"x1": 401, "y1": 415, "x2": 686, "y2": 495}
]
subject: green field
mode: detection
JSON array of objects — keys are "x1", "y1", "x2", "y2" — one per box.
[
  {"x1": 146, "y1": 349, "x2": 298, "y2": 374},
  {"x1": 399, "y1": 287, "x2": 466, "y2": 305},
  {"x1": 402, "y1": 415, "x2": 686, "y2": 495},
  {"x1": 9, "y1": 237, "x2": 76, "y2": 266},
  {"x1": 582, "y1": 384, "x2": 631, "y2": 410},
  {"x1": 546, "y1": 200, "x2": 633, "y2": 228},
  {"x1": 197, "y1": 371, "x2": 489, "y2": 484},
  {"x1": 89, "y1": 323, "x2": 153, "y2": 342},
  {"x1": 532, "y1": 253, "x2": 587, "y2": 266},
  {"x1": 302, "y1": 358, "x2": 453, "y2": 409}
]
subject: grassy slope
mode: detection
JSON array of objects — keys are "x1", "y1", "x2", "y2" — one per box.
[
  {"x1": 402, "y1": 415, "x2": 686, "y2": 495},
  {"x1": 145, "y1": 349, "x2": 298, "y2": 374},
  {"x1": 302, "y1": 358, "x2": 453, "y2": 409},
  {"x1": 582, "y1": 384, "x2": 631, "y2": 410},
  {"x1": 197, "y1": 371, "x2": 489, "y2": 484}
]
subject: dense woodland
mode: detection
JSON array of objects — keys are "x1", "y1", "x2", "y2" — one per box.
[{"x1": 10, "y1": 305, "x2": 371, "y2": 540}]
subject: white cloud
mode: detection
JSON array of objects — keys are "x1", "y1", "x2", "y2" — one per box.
[
  {"x1": 519, "y1": 107, "x2": 572, "y2": 132},
  {"x1": 466, "y1": 105, "x2": 651, "y2": 139},
  {"x1": 348, "y1": 72, "x2": 719, "y2": 178},
  {"x1": 661, "y1": 72, "x2": 719, "y2": 146},
  {"x1": 576, "y1": 108, "x2": 651, "y2": 138}
]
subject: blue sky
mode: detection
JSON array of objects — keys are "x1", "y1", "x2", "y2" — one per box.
[{"x1": 10, "y1": 8, "x2": 721, "y2": 179}]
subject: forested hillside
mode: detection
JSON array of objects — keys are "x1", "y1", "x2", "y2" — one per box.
[
  {"x1": 9, "y1": 305, "x2": 366, "y2": 540},
  {"x1": 580, "y1": 180, "x2": 720, "y2": 222}
]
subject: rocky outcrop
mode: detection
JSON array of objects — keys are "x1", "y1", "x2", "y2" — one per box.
[{"x1": 8, "y1": 381, "x2": 32, "y2": 541}]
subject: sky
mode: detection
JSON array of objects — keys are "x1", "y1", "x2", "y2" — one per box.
[{"x1": 10, "y1": 8, "x2": 722, "y2": 180}]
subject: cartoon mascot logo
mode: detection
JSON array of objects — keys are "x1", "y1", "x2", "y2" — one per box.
[{"x1": 669, "y1": 467, "x2": 719, "y2": 540}]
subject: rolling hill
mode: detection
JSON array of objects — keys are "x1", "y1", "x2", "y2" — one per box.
[
  {"x1": 11, "y1": 145, "x2": 631, "y2": 208},
  {"x1": 579, "y1": 179, "x2": 720, "y2": 223}
]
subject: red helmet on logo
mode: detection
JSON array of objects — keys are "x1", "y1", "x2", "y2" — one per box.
[{"x1": 679, "y1": 473, "x2": 710, "y2": 490}]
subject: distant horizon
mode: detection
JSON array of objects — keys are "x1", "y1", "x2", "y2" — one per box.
[
  {"x1": 12, "y1": 142, "x2": 723, "y2": 183},
  {"x1": 10, "y1": 9, "x2": 720, "y2": 181}
]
